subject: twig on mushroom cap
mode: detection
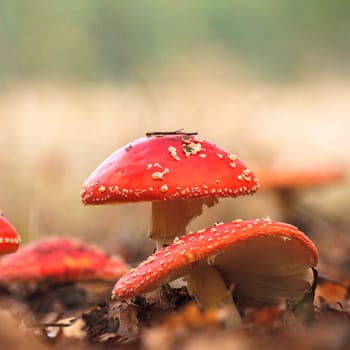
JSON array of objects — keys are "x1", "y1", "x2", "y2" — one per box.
[
  {"x1": 81, "y1": 133, "x2": 259, "y2": 247},
  {"x1": 145, "y1": 129, "x2": 198, "y2": 136},
  {"x1": 112, "y1": 219, "x2": 318, "y2": 326}
]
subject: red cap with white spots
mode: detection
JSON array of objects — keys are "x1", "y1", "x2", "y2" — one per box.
[
  {"x1": 0, "y1": 214, "x2": 20, "y2": 255},
  {"x1": 0, "y1": 237, "x2": 128, "y2": 282},
  {"x1": 81, "y1": 133, "x2": 259, "y2": 204},
  {"x1": 112, "y1": 218, "x2": 318, "y2": 306}
]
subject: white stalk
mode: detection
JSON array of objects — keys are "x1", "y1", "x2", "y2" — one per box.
[
  {"x1": 149, "y1": 198, "x2": 218, "y2": 248},
  {"x1": 186, "y1": 265, "x2": 242, "y2": 326}
]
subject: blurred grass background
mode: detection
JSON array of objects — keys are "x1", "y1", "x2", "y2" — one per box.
[
  {"x1": 1, "y1": 0, "x2": 350, "y2": 81},
  {"x1": 0, "y1": 1, "x2": 349, "y2": 262}
]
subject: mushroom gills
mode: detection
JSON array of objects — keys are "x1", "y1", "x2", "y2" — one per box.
[
  {"x1": 214, "y1": 235, "x2": 316, "y2": 310},
  {"x1": 231, "y1": 268, "x2": 315, "y2": 309}
]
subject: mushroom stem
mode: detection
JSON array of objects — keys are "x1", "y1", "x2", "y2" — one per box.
[
  {"x1": 186, "y1": 265, "x2": 242, "y2": 326},
  {"x1": 149, "y1": 198, "x2": 218, "y2": 248}
]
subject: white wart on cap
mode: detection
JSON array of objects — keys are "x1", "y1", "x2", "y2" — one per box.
[{"x1": 0, "y1": 214, "x2": 20, "y2": 255}]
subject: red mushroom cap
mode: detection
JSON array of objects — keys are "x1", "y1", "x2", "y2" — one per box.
[
  {"x1": 0, "y1": 237, "x2": 128, "y2": 282},
  {"x1": 0, "y1": 214, "x2": 20, "y2": 254},
  {"x1": 81, "y1": 133, "x2": 259, "y2": 204},
  {"x1": 112, "y1": 218, "x2": 318, "y2": 301}
]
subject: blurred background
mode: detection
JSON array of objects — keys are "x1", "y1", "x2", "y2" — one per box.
[{"x1": 0, "y1": 1, "x2": 349, "y2": 272}]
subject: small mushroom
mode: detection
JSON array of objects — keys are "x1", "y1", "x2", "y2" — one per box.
[
  {"x1": 255, "y1": 165, "x2": 345, "y2": 229},
  {"x1": 81, "y1": 132, "x2": 259, "y2": 248},
  {"x1": 256, "y1": 166, "x2": 344, "y2": 190},
  {"x1": 0, "y1": 237, "x2": 128, "y2": 282},
  {"x1": 0, "y1": 213, "x2": 20, "y2": 255},
  {"x1": 112, "y1": 219, "x2": 318, "y2": 325},
  {"x1": 0, "y1": 238, "x2": 129, "y2": 321}
]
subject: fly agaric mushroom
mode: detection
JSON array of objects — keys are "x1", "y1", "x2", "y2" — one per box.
[
  {"x1": 81, "y1": 131, "x2": 259, "y2": 248},
  {"x1": 0, "y1": 213, "x2": 20, "y2": 255},
  {"x1": 112, "y1": 218, "x2": 318, "y2": 325},
  {"x1": 0, "y1": 238, "x2": 129, "y2": 322},
  {"x1": 256, "y1": 166, "x2": 344, "y2": 190},
  {"x1": 255, "y1": 165, "x2": 345, "y2": 229},
  {"x1": 0, "y1": 237, "x2": 127, "y2": 283}
]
